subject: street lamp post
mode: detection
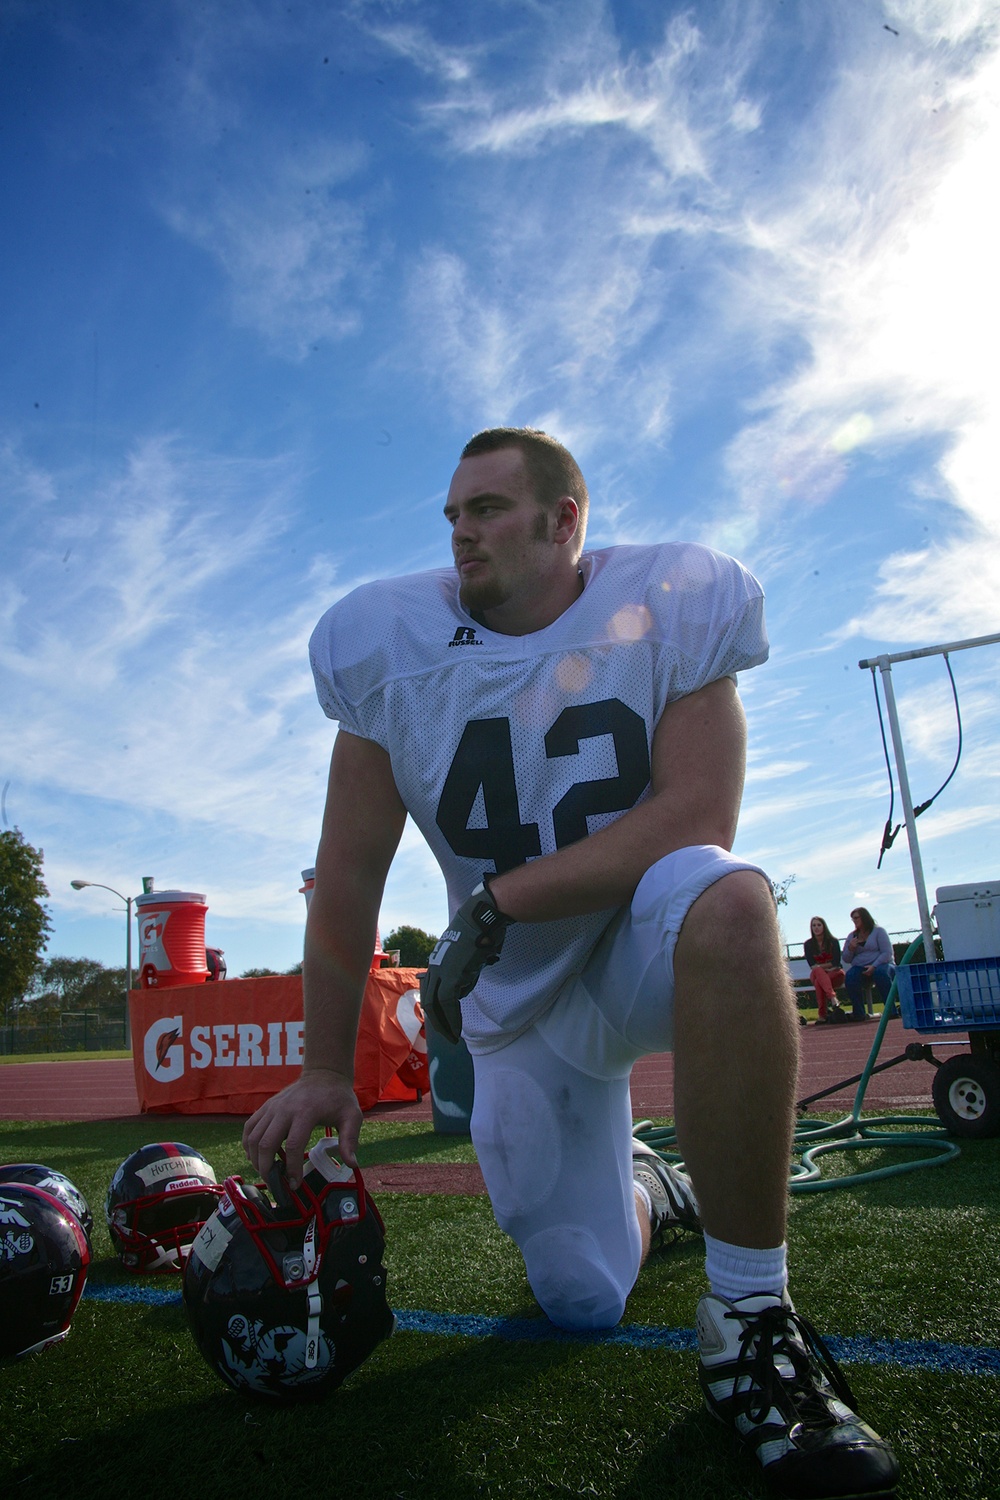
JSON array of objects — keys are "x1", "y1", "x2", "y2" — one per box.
[{"x1": 70, "y1": 880, "x2": 135, "y2": 1049}]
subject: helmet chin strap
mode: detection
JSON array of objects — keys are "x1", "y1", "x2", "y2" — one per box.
[
  {"x1": 304, "y1": 1284, "x2": 323, "y2": 1369},
  {"x1": 290, "y1": 1212, "x2": 323, "y2": 1369}
]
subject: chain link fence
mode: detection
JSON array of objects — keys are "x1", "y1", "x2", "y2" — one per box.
[{"x1": 0, "y1": 1017, "x2": 127, "y2": 1055}]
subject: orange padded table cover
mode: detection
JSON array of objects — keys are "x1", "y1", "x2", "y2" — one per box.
[{"x1": 129, "y1": 967, "x2": 428, "y2": 1115}]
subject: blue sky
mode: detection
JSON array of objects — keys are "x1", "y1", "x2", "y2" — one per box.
[{"x1": 2, "y1": 0, "x2": 998, "y2": 978}]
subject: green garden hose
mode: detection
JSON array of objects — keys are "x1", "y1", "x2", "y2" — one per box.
[{"x1": 634, "y1": 936, "x2": 961, "y2": 1193}]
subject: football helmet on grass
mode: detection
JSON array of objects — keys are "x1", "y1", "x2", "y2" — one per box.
[
  {"x1": 183, "y1": 1137, "x2": 393, "y2": 1402},
  {"x1": 0, "y1": 1183, "x2": 90, "y2": 1361},
  {"x1": 0, "y1": 1162, "x2": 93, "y2": 1245},
  {"x1": 106, "y1": 1142, "x2": 223, "y2": 1272}
]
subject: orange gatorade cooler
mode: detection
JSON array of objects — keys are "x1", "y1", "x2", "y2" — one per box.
[{"x1": 136, "y1": 890, "x2": 209, "y2": 988}]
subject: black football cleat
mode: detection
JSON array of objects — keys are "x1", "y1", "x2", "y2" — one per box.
[{"x1": 696, "y1": 1291, "x2": 898, "y2": 1498}]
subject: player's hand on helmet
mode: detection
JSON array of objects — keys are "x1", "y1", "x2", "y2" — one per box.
[
  {"x1": 420, "y1": 880, "x2": 514, "y2": 1044},
  {"x1": 242, "y1": 1068, "x2": 362, "y2": 1188}
]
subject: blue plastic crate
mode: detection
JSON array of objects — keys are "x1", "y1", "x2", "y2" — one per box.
[{"x1": 896, "y1": 957, "x2": 1000, "y2": 1033}]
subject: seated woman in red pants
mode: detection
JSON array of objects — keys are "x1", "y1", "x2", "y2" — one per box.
[{"x1": 804, "y1": 916, "x2": 845, "y2": 1023}]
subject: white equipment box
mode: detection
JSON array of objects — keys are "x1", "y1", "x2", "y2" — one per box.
[{"x1": 934, "y1": 882, "x2": 1000, "y2": 961}]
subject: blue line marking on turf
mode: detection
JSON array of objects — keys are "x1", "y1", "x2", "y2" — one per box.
[
  {"x1": 86, "y1": 1282, "x2": 183, "y2": 1306},
  {"x1": 83, "y1": 1285, "x2": 1000, "y2": 1377},
  {"x1": 393, "y1": 1309, "x2": 697, "y2": 1352},
  {"x1": 824, "y1": 1333, "x2": 1000, "y2": 1378}
]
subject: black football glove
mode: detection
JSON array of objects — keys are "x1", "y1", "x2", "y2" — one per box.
[{"x1": 419, "y1": 882, "x2": 513, "y2": 1045}]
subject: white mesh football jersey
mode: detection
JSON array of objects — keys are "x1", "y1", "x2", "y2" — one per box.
[{"x1": 309, "y1": 542, "x2": 768, "y2": 1052}]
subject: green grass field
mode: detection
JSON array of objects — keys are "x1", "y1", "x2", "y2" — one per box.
[{"x1": 2, "y1": 1115, "x2": 999, "y2": 1499}]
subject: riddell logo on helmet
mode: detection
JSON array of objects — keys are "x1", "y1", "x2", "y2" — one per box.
[
  {"x1": 164, "y1": 1176, "x2": 206, "y2": 1193},
  {"x1": 142, "y1": 1014, "x2": 306, "y2": 1081}
]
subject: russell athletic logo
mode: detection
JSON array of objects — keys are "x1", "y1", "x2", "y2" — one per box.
[
  {"x1": 448, "y1": 627, "x2": 484, "y2": 647},
  {"x1": 142, "y1": 1014, "x2": 306, "y2": 1082}
]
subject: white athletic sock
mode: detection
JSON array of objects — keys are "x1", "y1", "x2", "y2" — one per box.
[
  {"x1": 703, "y1": 1232, "x2": 788, "y2": 1302},
  {"x1": 633, "y1": 1180, "x2": 654, "y2": 1223}
]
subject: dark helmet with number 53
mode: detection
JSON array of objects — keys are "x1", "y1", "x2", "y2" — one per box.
[
  {"x1": 0, "y1": 1183, "x2": 91, "y2": 1361},
  {"x1": 183, "y1": 1137, "x2": 394, "y2": 1402},
  {"x1": 106, "y1": 1142, "x2": 223, "y2": 1272}
]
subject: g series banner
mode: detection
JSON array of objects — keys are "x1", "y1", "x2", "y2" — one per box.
[{"x1": 129, "y1": 968, "x2": 428, "y2": 1115}]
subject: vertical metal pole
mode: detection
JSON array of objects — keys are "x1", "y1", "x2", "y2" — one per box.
[
  {"x1": 876, "y1": 656, "x2": 936, "y2": 961},
  {"x1": 125, "y1": 896, "x2": 133, "y2": 1050}
]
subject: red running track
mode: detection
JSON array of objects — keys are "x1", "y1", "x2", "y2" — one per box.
[{"x1": 0, "y1": 1016, "x2": 937, "y2": 1125}]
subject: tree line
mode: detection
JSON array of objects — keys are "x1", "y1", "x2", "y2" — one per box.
[
  {"x1": 238, "y1": 925, "x2": 438, "y2": 977},
  {"x1": 1, "y1": 828, "x2": 52, "y2": 1034}
]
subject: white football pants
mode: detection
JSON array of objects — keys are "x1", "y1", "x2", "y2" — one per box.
[{"x1": 469, "y1": 844, "x2": 767, "y2": 1331}]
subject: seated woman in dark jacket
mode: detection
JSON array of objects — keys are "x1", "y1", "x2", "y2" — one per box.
[{"x1": 804, "y1": 916, "x2": 845, "y2": 1023}]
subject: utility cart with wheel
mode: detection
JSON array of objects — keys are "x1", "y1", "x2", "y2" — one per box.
[
  {"x1": 856, "y1": 634, "x2": 1000, "y2": 1140},
  {"x1": 896, "y1": 954, "x2": 1000, "y2": 1138}
]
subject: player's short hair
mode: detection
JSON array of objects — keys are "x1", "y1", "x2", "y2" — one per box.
[{"x1": 460, "y1": 427, "x2": 589, "y2": 545}]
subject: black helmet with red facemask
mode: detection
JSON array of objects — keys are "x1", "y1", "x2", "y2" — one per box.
[{"x1": 182, "y1": 1137, "x2": 393, "y2": 1402}]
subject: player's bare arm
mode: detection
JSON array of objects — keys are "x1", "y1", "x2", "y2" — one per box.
[
  {"x1": 242, "y1": 731, "x2": 406, "y2": 1184},
  {"x1": 488, "y1": 674, "x2": 747, "y2": 923}
]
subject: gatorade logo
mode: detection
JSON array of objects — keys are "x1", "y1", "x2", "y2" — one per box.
[
  {"x1": 143, "y1": 1015, "x2": 185, "y2": 1081},
  {"x1": 142, "y1": 1016, "x2": 305, "y2": 1080},
  {"x1": 139, "y1": 913, "x2": 170, "y2": 970},
  {"x1": 395, "y1": 989, "x2": 426, "y2": 1054}
]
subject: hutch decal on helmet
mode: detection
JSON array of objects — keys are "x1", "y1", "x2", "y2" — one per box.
[
  {"x1": 183, "y1": 1137, "x2": 394, "y2": 1402},
  {"x1": 0, "y1": 1185, "x2": 90, "y2": 1361},
  {"x1": 106, "y1": 1143, "x2": 223, "y2": 1273},
  {"x1": 0, "y1": 1164, "x2": 94, "y2": 1245}
]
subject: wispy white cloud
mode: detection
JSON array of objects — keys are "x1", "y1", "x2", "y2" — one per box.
[
  {"x1": 364, "y1": 20, "x2": 478, "y2": 84},
  {"x1": 879, "y1": 676, "x2": 998, "y2": 781},
  {"x1": 379, "y1": 3, "x2": 1000, "y2": 615},
  {"x1": 2, "y1": 438, "x2": 289, "y2": 675},
  {"x1": 379, "y1": 8, "x2": 770, "y2": 441},
  {"x1": 418, "y1": 7, "x2": 756, "y2": 182},
  {"x1": 746, "y1": 759, "x2": 813, "y2": 783},
  {"x1": 0, "y1": 440, "x2": 58, "y2": 509},
  {"x1": 403, "y1": 236, "x2": 673, "y2": 445},
  {"x1": 710, "y1": 32, "x2": 1000, "y2": 635},
  {"x1": 0, "y1": 440, "x2": 361, "y2": 923},
  {"x1": 405, "y1": 250, "x2": 532, "y2": 420},
  {"x1": 885, "y1": 0, "x2": 999, "y2": 46},
  {"x1": 163, "y1": 140, "x2": 374, "y2": 357}
]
